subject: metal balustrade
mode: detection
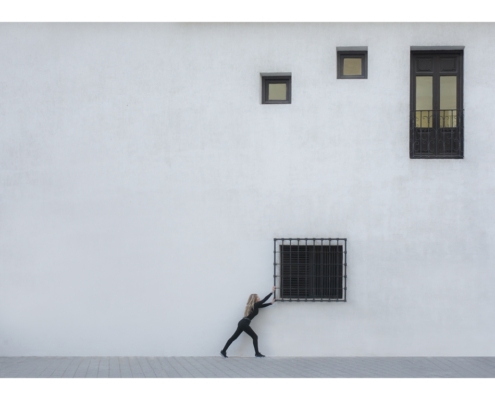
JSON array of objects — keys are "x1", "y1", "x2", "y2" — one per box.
[{"x1": 410, "y1": 109, "x2": 464, "y2": 158}]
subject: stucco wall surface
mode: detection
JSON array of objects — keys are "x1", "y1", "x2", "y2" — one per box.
[{"x1": 1, "y1": 23, "x2": 495, "y2": 356}]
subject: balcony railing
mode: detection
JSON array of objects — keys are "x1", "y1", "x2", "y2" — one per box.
[{"x1": 410, "y1": 109, "x2": 464, "y2": 159}]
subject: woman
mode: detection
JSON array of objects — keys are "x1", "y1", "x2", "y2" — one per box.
[{"x1": 220, "y1": 286, "x2": 276, "y2": 358}]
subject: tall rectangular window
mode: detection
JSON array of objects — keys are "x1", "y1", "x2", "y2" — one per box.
[{"x1": 410, "y1": 48, "x2": 464, "y2": 158}]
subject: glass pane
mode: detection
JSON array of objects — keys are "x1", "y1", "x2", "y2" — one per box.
[
  {"x1": 440, "y1": 76, "x2": 457, "y2": 110},
  {"x1": 343, "y1": 58, "x2": 362, "y2": 76},
  {"x1": 268, "y1": 83, "x2": 287, "y2": 101},
  {"x1": 416, "y1": 76, "x2": 432, "y2": 128},
  {"x1": 440, "y1": 76, "x2": 457, "y2": 128},
  {"x1": 440, "y1": 110, "x2": 457, "y2": 128}
]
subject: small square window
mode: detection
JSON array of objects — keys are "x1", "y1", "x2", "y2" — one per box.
[
  {"x1": 261, "y1": 73, "x2": 291, "y2": 104},
  {"x1": 337, "y1": 47, "x2": 368, "y2": 79}
]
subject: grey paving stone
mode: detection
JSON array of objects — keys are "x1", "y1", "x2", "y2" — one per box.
[
  {"x1": 157, "y1": 357, "x2": 180, "y2": 378},
  {"x1": 2, "y1": 356, "x2": 495, "y2": 378},
  {"x1": 191, "y1": 357, "x2": 235, "y2": 378},
  {"x1": 164, "y1": 357, "x2": 193, "y2": 378}
]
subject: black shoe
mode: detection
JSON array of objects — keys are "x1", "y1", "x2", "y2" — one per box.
[
  {"x1": 220, "y1": 350, "x2": 228, "y2": 358},
  {"x1": 255, "y1": 353, "x2": 265, "y2": 358}
]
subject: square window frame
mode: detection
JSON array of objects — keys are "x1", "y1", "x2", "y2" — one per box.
[
  {"x1": 261, "y1": 73, "x2": 292, "y2": 104},
  {"x1": 337, "y1": 47, "x2": 368, "y2": 79},
  {"x1": 273, "y1": 238, "x2": 347, "y2": 303}
]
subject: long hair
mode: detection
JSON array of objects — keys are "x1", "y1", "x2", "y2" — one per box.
[{"x1": 244, "y1": 294, "x2": 258, "y2": 317}]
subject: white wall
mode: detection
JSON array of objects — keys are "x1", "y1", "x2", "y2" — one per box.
[{"x1": 1, "y1": 23, "x2": 495, "y2": 356}]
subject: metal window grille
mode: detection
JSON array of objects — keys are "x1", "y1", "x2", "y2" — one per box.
[
  {"x1": 273, "y1": 238, "x2": 347, "y2": 302},
  {"x1": 410, "y1": 109, "x2": 464, "y2": 158}
]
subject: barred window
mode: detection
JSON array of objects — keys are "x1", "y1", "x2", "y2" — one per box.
[{"x1": 273, "y1": 238, "x2": 347, "y2": 302}]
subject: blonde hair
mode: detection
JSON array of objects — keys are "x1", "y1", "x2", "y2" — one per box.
[{"x1": 244, "y1": 294, "x2": 258, "y2": 317}]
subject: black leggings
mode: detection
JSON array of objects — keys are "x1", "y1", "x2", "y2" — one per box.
[{"x1": 222, "y1": 318, "x2": 259, "y2": 354}]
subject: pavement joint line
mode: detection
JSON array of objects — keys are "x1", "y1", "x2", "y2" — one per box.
[
  {"x1": 227, "y1": 358, "x2": 257, "y2": 378},
  {"x1": 154, "y1": 358, "x2": 173, "y2": 378},
  {"x1": 280, "y1": 360, "x2": 326, "y2": 378},
  {"x1": 198, "y1": 359, "x2": 227, "y2": 378},
  {"x1": 189, "y1": 357, "x2": 218, "y2": 378},
  {"x1": 376, "y1": 361, "x2": 416, "y2": 377},
  {"x1": 82, "y1": 358, "x2": 92, "y2": 378},
  {"x1": 129, "y1": 357, "x2": 145, "y2": 378},
  {"x1": 169, "y1": 357, "x2": 193, "y2": 378},
  {"x1": 36, "y1": 358, "x2": 52, "y2": 379},
  {"x1": 362, "y1": 359, "x2": 415, "y2": 377},
  {"x1": 144, "y1": 357, "x2": 159, "y2": 378},
  {"x1": 119, "y1": 357, "x2": 134, "y2": 377},
  {"x1": 15, "y1": 357, "x2": 38, "y2": 378},
  {"x1": 175, "y1": 357, "x2": 208, "y2": 378},
  {"x1": 62, "y1": 357, "x2": 79, "y2": 378},
  {"x1": 437, "y1": 357, "x2": 477, "y2": 377},
  {"x1": 460, "y1": 357, "x2": 495, "y2": 376},
  {"x1": 137, "y1": 357, "x2": 155, "y2": 378},
  {"x1": 147, "y1": 357, "x2": 166, "y2": 378},
  {"x1": 118, "y1": 356, "x2": 122, "y2": 378},
  {"x1": 244, "y1": 358, "x2": 290, "y2": 378},
  {"x1": 218, "y1": 360, "x2": 255, "y2": 378},
  {"x1": 157, "y1": 357, "x2": 181, "y2": 378},
  {"x1": 202, "y1": 358, "x2": 237, "y2": 378},
  {"x1": 229, "y1": 358, "x2": 264, "y2": 378},
  {"x1": 289, "y1": 359, "x2": 334, "y2": 378},
  {"x1": 166, "y1": 358, "x2": 185, "y2": 378}
]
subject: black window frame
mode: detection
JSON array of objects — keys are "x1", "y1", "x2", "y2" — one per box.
[
  {"x1": 273, "y1": 238, "x2": 347, "y2": 302},
  {"x1": 410, "y1": 47, "x2": 464, "y2": 159},
  {"x1": 337, "y1": 47, "x2": 368, "y2": 79},
  {"x1": 261, "y1": 73, "x2": 291, "y2": 104}
]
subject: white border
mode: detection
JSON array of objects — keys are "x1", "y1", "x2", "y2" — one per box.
[{"x1": 1, "y1": 0, "x2": 495, "y2": 22}]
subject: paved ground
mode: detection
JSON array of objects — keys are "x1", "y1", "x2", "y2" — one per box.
[{"x1": 1, "y1": 356, "x2": 495, "y2": 378}]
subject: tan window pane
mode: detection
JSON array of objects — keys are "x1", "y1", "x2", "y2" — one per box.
[
  {"x1": 343, "y1": 58, "x2": 362, "y2": 76},
  {"x1": 440, "y1": 76, "x2": 457, "y2": 110},
  {"x1": 416, "y1": 76, "x2": 433, "y2": 110},
  {"x1": 416, "y1": 76, "x2": 433, "y2": 128},
  {"x1": 440, "y1": 76, "x2": 457, "y2": 128},
  {"x1": 268, "y1": 83, "x2": 287, "y2": 101}
]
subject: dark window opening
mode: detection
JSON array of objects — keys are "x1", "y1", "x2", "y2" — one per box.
[
  {"x1": 273, "y1": 238, "x2": 347, "y2": 302},
  {"x1": 410, "y1": 49, "x2": 464, "y2": 158}
]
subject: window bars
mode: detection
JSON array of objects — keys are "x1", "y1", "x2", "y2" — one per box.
[
  {"x1": 273, "y1": 238, "x2": 347, "y2": 302},
  {"x1": 410, "y1": 109, "x2": 464, "y2": 158}
]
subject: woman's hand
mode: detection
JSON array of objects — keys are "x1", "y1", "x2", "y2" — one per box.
[
  {"x1": 272, "y1": 286, "x2": 276, "y2": 292},
  {"x1": 271, "y1": 297, "x2": 276, "y2": 304}
]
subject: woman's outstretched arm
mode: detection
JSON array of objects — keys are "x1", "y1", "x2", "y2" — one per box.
[{"x1": 257, "y1": 286, "x2": 276, "y2": 307}]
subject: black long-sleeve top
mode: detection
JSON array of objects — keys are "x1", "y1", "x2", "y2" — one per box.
[{"x1": 245, "y1": 292, "x2": 273, "y2": 321}]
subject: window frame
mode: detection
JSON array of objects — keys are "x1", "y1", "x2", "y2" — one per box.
[
  {"x1": 273, "y1": 238, "x2": 347, "y2": 302},
  {"x1": 337, "y1": 47, "x2": 368, "y2": 79},
  {"x1": 261, "y1": 73, "x2": 292, "y2": 104},
  {"x1": 410, "y1": 47, "x2": 464, "y2": 159}
]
